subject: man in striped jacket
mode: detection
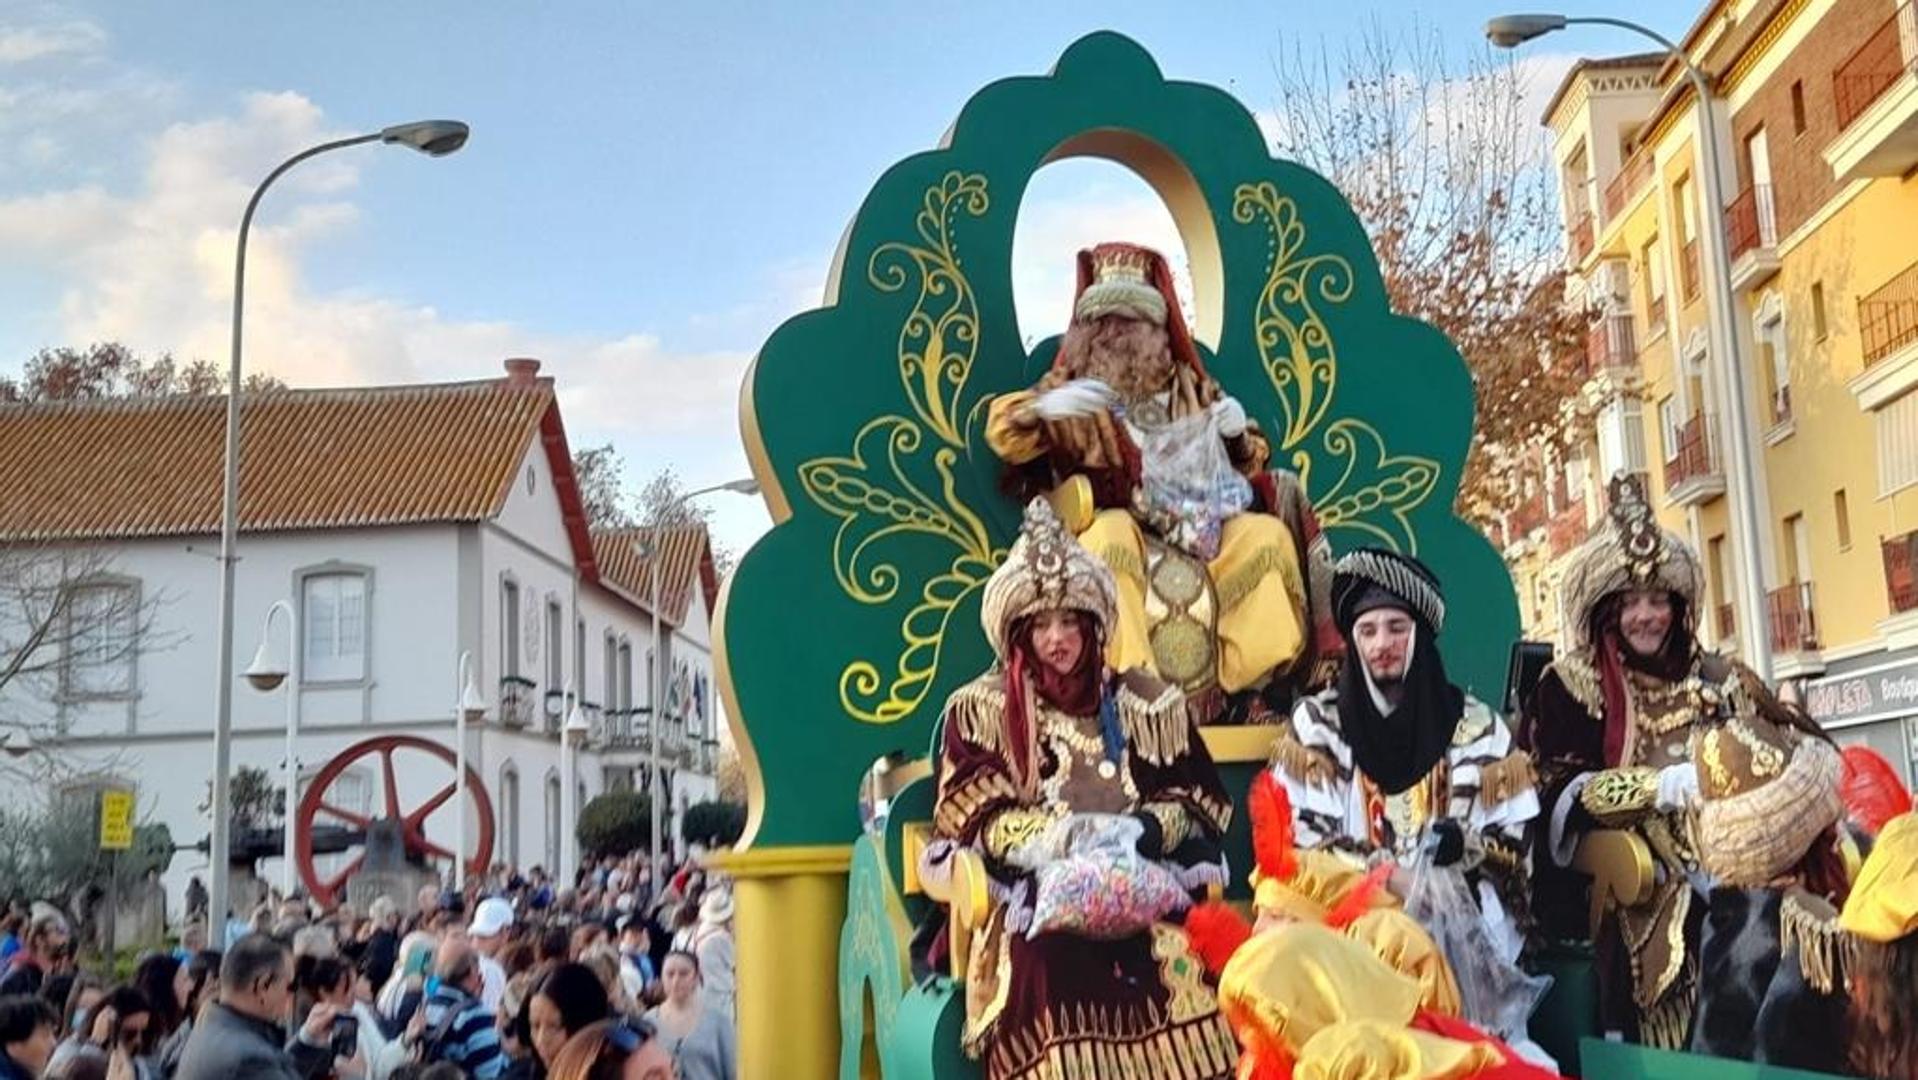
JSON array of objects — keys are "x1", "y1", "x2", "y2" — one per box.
[
  {"x1": 1269, "y1": 548, "x2": 1539, "y2": 934},
  {"x1": 420, "y1": 941, "x2": 505, "y2": 1080}
]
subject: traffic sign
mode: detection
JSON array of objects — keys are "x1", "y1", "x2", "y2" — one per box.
[{"x1": 99, "y1": 789, "x2": 134, "y2": 850}]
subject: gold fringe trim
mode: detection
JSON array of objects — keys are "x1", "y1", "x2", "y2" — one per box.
[
  {"x1": 936, "y1": 768, "x2": 1019, "y2": 838},
  {"x1": 1093, "y1": 541, "x2": 1147, "y2": 586},
  {"x1": 1215, "y1": 543, "x2": 1296, "y2": 614},
  {"x1": 1119, "y1": 680, "x2": 1193, "y2": 766},
  {"x1": 1478, "y1": 751, "x2": 1538, "y2": 808},
  {"x1": 987, "y1": 998, "x2": 1238, "y2": 1080},
  {"x1": 1639, "y1": 985, "x2": 1695, "y2": 1050},
  {"x1": 1269, "y1": 730, "x2": 1337, "y2": 787},
  {"x1": 947, "y1": 677, "x2": 1010, "y2": 755},
  {"x1": 1780, "y1": 891, "x2": 1852, "y2": 995},
  {"x1": 1549, "y1": 654, "x2": 1604, "y2": 716}
]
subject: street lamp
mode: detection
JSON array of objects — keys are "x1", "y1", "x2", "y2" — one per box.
[
  {"x1": 206, "y1": 119, "x2": 469, "y2": 935},
  {"x1": 243, "y1": 601, "x2": 297, "y2": 895},
  {"x1": 454, "y1": 651, "x2": 486, "y2": 893},
  {"x1": 559, "y1": 702, "x2": 591, "y2": 883},
  {"x1": 644, "y1": 477, "x2": 759, "y2": 883},
  {"x1": 1487, "y1": 13, "x2": 1773, "y2": 680}
]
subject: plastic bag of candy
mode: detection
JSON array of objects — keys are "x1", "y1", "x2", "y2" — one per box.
[
  {"x1": 1026, "y1": 853, "x2": 1190, "y2": 940},
  {"x1": 1130, "y1": 409, "x2": 1253, "y2": 561}
]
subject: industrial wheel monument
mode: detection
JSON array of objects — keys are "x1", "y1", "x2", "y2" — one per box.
[{"x1": 709, "y1": 32, "x2": 1520, "y2": 1079}]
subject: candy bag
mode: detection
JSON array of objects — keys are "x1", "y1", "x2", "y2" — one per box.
[
  {"x1": 1402, "y1": 859, "x2": 1551, "y2": 1043},
  {"x1": 1024, "y1": 814, "x2": 1190, "y2": 940},
  {"x1": 1129, "y1": 409, "x2": 1253, "y2": 561}
]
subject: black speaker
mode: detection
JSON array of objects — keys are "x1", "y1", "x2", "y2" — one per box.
[{"x1": 1504, "y1": 640, "x2": 1555, "y2": 718}]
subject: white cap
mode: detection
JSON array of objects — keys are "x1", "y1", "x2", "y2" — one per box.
[{"x1": 468, "y1": 896, "x2": 515, "y2": 938}]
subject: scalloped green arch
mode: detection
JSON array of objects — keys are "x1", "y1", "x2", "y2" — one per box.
[{"x1": 717, "y1": 31, "x2": 1519, "y2": 851}]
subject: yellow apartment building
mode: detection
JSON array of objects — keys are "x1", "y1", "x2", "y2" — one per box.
[{"x1": 1501, "y1": 0, "x2": 1918, "y2": 784}]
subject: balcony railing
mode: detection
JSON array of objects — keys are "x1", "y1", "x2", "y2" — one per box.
[
  {"x1": 1586, "y1": 311, "x2": 1637, "y2": 374},
  {"x1": 1663, "y1": 413, "x2": 1720, "y2": 490},
  {"x1": 1835, "y1": 1, "x2": 1917, "y2": 131},
  {"x1": 1680, "y1": 237, "x2": 1702, "y2": 302},
  {"x1": 1884, "y1": 530, "x2": 1918, "y2": 614},
  {"x1": 499, "y1": 676, "x2": 536, "y2": 728},
  {"x1": 1768, "y1": 582, "x2": 1819, "y2": 653},
  {"x1": 1716, "y1": 602, "x2": 1738, "y2": 641},
  {"x1": 1726, "y1": 183, "x2": 1777, "y2": 261},
  {"x1": 1604, "y1": 151, "x2": 1656, "y2": 220},
  {"x1": 1569, "y1": 210, "x2": 1596, "y2": 263},
  {"x1": 1547, "y1": 501, "x2": 1589, "y2": 556},
  {"x1": 1862, "y1": 257, "x2": 1918, "y2": 368},
  {"x1": 1643, "y1": 294, "x2": 1668, "y2": 343}
]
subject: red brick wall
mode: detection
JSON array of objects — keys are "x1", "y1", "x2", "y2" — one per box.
[{"x1": 1728, "y1": 0, "x2": 1892, "y2": 238}]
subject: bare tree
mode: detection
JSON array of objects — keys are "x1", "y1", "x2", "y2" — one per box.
[
  {"x1": 1, "y1": 342, "x2": 285, "y2": 403},
  {"x1": 572, "y1": 448, "x2": 736, "y2": 575},
  {"x1": 1269, "y1": 21, "x2": 1590, "y2": 525}
]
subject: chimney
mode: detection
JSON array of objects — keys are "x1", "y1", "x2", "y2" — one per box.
[{"x1": 503, "y1": 357, "x2": 542, "y2": 388}]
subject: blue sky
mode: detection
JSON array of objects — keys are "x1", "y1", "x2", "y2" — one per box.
[{"x1": 0, "y1": 1, "x2": 1686, "y2": 555}]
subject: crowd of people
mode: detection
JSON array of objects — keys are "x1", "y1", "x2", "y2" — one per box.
[{"x1": 0, "y1": 853, "x2": 736, "y2": 1080}]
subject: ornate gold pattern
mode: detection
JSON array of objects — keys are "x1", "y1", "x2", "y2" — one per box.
[
  {"x1": 1580, "y1": 767, "x2": 1662, "y2": 825},
  {"x1": 798, "y1": 172, "x2": 1006, "y2": 726},
  {"x1": 984, "y1": 807, "x2": 1059, "y2": 860},
  {"x1": 1232, "y1": 182, "x2": 1441, "y2": 555},
  {"x1": 1152, "y1": 923, "x2": 1215, "y2": 1023},
  {"x1": 1143, "y1": 801, "x2": 1193, "y2": 852}
]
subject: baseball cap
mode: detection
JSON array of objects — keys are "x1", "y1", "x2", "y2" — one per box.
[{"x1": 468, "y1": 896, "x2": 515, "y2": 938}]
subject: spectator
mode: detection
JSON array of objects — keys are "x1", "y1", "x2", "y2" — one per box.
[
  {"x1": 544, "y1": 1019, "x2": 670, "y2": 1080},
  {"x1": 402, "y1": 890, "x2": 437, "y2": 939},
  {"x1": 418, "y1": 941, "x2": 503, "y2": 1080},
  {"x1": 54, "y1": 979, "x2": 106, "y2": 1053},
  {"x1": 689, "y1": 891, "x2": 734, "y2": 1023},
  {"x1": 522, "y1": 965, "x2": 607, "y2": 1080},
  {"x1": 356, "y1": 901, "x2": 399, "y2": 995},
  {"x1": 0, "y1": 913, "x2": 23, "y2": 973},
  {"x1": 46, "y1": 985, "x2": 150, "y2": 1080},
  {"x1": 612, "y1": 922, "x2": 650, "y2": 1004},
  {"x1": 373, "y1": 934, "x2": 435, "y2": 1029},
  {"x1": 130, "y1": 958, "x2": 184, "y2": 1058},
  {"x1": 642, "y1": 953, "x2": 733, "y2": 1080},
  {"x1": 0, "y1": 916, "x2": 70, "y2": 999},
  {"x1": 172, "y1": 934, "x2": 333, "y2": 1080},
  {"x1": 465, "y1": 900, "x2": 513, "y2": 1012},
  {"x1": 1, "y1": 996, "x2": 58, "y2": 1080},
  {"x1": 155, "y1": 953, "x2": 219, "y2": 1080}
]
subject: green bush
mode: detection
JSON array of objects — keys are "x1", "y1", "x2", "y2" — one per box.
[
  {"x1": 681, "y1": 800, "x2": 747, "y2": 848},
  {"x1": 577, "y1": 791, "x2": 652, "y2": 857}
]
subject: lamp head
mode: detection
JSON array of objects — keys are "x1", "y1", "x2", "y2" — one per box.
[
  {"x1": 380, "y1": 120, "x2": 470, "y2": 157},
  {"x1": 460, "y1": 668, "x2": 487, "y2": 722},
  {"x1": 720, "y1": 478, "x2": 760, "y2": 496},
  {"x1": 563, "y1": 706, "x2": 591, "y2": 744},
  {"x1": 244, "y1": 637, "x2": 289, "y2": 693},
  {"x1": 1484, "y1": 13, "x2": 1569, "y2": 47}
]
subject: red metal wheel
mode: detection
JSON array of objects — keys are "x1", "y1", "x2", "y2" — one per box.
[{"x1": 295, "y1": 734, "x2": 494, "y2": 907}]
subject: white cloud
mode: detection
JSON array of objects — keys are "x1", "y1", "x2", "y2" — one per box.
[
  {"x1": 0, "y1": 19, "x2": 105, "y2": 65},
  {"x1": 1010, "y1": 173, "x2": 1188, "y2": 346}
]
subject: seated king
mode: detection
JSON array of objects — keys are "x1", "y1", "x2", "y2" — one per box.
[{"x1": 986, "y1": 242, "x2": 1321, "y2": 717}]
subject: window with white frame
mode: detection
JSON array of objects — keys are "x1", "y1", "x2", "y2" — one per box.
[
  {"x1": 602, "y1": 632, "x2": 618, "y2": 712},
  {"x1": 1755, "y1": 296, "x2": 1790, "y2": 424},
  {"x1": 574, "y1": 618, "x2": 586, "y2": 699},
  {"x1": 1596, "y1": 398, "x2": 1648, "y2": 480},
  {"x1": 1658, "y1": 397, "x2": 1681, "y2": 464},
  {"x1": 301, "y1": 572, "x2": 366, "y2": 683},
  {"x1": 501, "y1": 577, "x2": 521, "y2": 678},
  {"x1": 545, "y1": 599, "x2": 563, "y2": 693},
  {"x1": 617, "y1": 641, "x2": 634, "y2": 715},
  {"x1": 63, "y1": 580, "x2": 138, "y2": 698},
  {"x1": 1878, "y1": 390, "x2": 1918, "y2": 496}
]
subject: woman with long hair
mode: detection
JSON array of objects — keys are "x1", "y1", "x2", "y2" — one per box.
[
  {"x1": 545, "y1": 1020, "x2": 670, "y2": 1080},
  {"x1": 641, "y1": 952, "x2": 732, "y2": 1080},
  {"x1": 154, "y1": 952, "x2": 218, "y2": 1079},
  {"x1": 518, "y1": 964, "x2": 608, "y2": 1080},
  {"x1": 128, "y1": 958, "x2": 182, "y2": 1055}
]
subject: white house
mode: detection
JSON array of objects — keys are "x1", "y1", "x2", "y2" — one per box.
[{"x1": 0, "y1": 357, "x2": 725, "y2": 913}]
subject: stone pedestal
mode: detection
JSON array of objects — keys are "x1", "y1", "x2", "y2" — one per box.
[{"x1": 345, "y1": 818, "x2": 439, "y2": 912}]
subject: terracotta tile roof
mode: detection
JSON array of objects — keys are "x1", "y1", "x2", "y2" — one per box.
[
  {"x1": 0, "y1": 376, "x2": 583, "y2": 552},
  {"x1": 591, "y1": 523, "x2": 717, "y2": 627}
]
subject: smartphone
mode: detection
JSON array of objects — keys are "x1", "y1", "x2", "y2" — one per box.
[{"x1": 330, "y1": 1015, "x2": 359, "y2": 1059}]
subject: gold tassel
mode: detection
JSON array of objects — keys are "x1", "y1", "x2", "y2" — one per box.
[
  {"x1": 1119, "y1": 683, "x2": 1191, "y2": 765},
  {"x1": 1780, "y1": 892, "x2": 1850, "y2": 994},
  {"x1": 1215, "y1": 543, "x2": 1294, "y2": 613},
  {"x1": 1093, "y1": 540, "x2": 1146, "y2": 586}
]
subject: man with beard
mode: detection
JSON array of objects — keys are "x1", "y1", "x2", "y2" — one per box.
[
  {"x1": 1521, "y1": 473, "x2": 1842, "y2": 1052},
  {"x1": 987, "y1": 243, "x2": 1332, "y2": 719},
  {"x1": 922, "y1": 498, "x2": 1237, "y2": 1079},
  {"x1": 1269, "y1": 548, "x2": 1538, "y2": 945}
]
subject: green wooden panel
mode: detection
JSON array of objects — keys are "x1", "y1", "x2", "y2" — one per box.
[{"x1": 1578, "y1": 1039, "x2": 1853, "y2": 1080}]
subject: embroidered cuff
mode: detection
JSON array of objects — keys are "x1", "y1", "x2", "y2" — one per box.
[
  {"x1": 1578, "y1": 766, "x2": 1661, "y2": 826},
  {"x1": 1142, "y1": 801, "x2": 1192, "y2": 852},
  {"x1": 983, "y1": 807, "x2": 1055, "y2": 861}
]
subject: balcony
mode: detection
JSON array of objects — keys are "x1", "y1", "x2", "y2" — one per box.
[
  {"x1": 1569, "y1": 210, "x2": 1596, "y2": 264},
  {"x1": 1585, "y1": 311, "x2": 1637, "y2": 378},
  {"x1": 1663, "y1": 413, "x2": 1725, "y2": 506},
  {"x1": 1828, "y1": 1, "x2": 1918, "y2": 180},
  {"x1": 1767, "y1": 582, "x2": 1820, "y2": 654},
  {"x1": 1884, "y1": 530, "x2": 1918, "y2": 615},
  {"x1": 1547, "y1": 501, "x2": 1589, "y2": 556},
  {"x1": 1863, "y1": 258, "x2": 1918, "y2": 370},
  {"x1": 498, "y1": 676, "x2": 536, "y2": 728},
  {"x1": 1604, "y1": 151, "x2": 1656, "y2": 221},
  {"x1": 1506, "y1": 492, "x2": 1547, "y2": 542},
  {"x1": 1680, "y1": 238, "x2": 1702, "y2": 304},
  {"x1": 1725, "y1": 183, "x2": 1780, "y2": 289},
  {"x1": 1716, "y1": 602, "x2": 1738, "y2": 642}
]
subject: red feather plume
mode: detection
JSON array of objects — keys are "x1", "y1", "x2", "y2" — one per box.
[
  {"x1": 1324, "y1": 863, "x2": 1394, "y2": 931},
  {"x1": 1842, "y1": 746, "x2": 1912, "y2": 837},
  {"x1": 1249, "y1": 771, "x2": 1297, "y2": 882},
  {"x1": 1185, "y1": 900, "x2": 1255, "y2": 977}
]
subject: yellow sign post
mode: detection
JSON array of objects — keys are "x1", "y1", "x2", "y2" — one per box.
[{"x1": 99, "y1": 789, "x2": 134, "y2": 851}]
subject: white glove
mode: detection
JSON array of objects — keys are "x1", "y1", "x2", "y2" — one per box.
[
  {"x1": 1211, "y1": 396, "x2": 1247, "y2": 438},
  {"x1": 1654, "y1": 762, "x2": 1700, "y2": 812},
  {"x1": 1032, "y1": 378, "x2": 1117, "y2": 421}
]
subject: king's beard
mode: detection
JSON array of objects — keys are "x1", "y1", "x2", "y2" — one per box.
[{"x1": 1061, "y1": 315, "x2": 1175, "y2": 402}]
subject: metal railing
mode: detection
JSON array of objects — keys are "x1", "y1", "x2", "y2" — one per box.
[
  {"x1": 1862, "y1": 257, "x2": 1918, "y2": 368},
  {"x1": 1884, "y1": 530, "x2": 1918, "y2": 614},
  {"x1": 1604, "y1": 151, "x2": 1656, "y2": 221},
  {"x1": 1726, "y1": 183, "x2": 1777, "y2": 261},
  {"x1": 1570, "y1": 210, "x2": 1596, "y2": 263},
  {"x1": 1663, "y1": 413, "x2": 1720, "y2": 489},
  {"x1": 1586, "y1": 311, "x2": 1637, "y2": 373},
  {"x1": 1835, "y1": 0, "x2": 1917, "y2": 131},
  {"x1": 1681, "y1": 237, "x2": 1702, "y2": 302},
  {"x1": 498, "y1": 676, "x2": 536, "y2": 728},
  {"x1": 1767, "y1": 582, "x2": 1819, "y2": 652}
]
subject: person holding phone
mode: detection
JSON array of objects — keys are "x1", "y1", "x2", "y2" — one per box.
[
  {"x1": 44, "y1": 986, "x2": 151, "y2": 1080},
  {"x1": 173, "y1": 935, "x2": 333, "y2": 1080}
]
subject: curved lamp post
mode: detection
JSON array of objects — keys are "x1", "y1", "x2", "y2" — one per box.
[
  {"x1": 1487, "y1": 14, "x2": 1772, "y2": 680},
  {"x1": 643, "y1": 477, "x2": 759, "y2": 885},
  {"x1": 208, "y1": 120, "x2": 469, "y2": 937},
  {"x1": 242, "y1": 600, "x2": 297, "y2": 896}
]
